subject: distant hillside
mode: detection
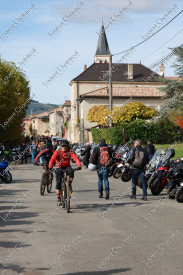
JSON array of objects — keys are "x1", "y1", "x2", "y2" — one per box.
[{"x1": 26, "y1": 100, "x2": 59, "y2": 115}]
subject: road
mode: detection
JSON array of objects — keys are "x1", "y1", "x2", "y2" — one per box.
[{"x1": 0, "y1": 158, "x2": 183, "y2": 275}]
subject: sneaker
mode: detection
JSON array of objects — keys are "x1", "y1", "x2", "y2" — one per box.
[
  {"x1": 140, "y1": 196, "x2": 147, "y2": 201},
  {"x1": 62, "y1": 202, "x2": 65, "y2": 208},
  {"x1": 99, "y1": 192, "x2": 103, "y2": 198},
  {"x1": 105, "y1": 191, "x2": 109, "y2": 200},
  {"x1": 57, "y1": 198, "x2": 62, "y2": 206},
  {"x1": 130, "y1": 196, "x2": 136, "y2": 199}
]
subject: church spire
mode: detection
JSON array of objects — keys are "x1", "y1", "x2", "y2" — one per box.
[{"x1": 95, "y1": 24, "x2": 111, "y2": 63}]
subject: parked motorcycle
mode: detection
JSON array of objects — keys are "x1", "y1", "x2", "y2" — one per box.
[
  {"x1": 147, "y1": 149, "x2": 166, "y2": 189},
  {"x1": 175, "y1": 183, "x2": 183, "y2": 203},
  {"x1": 113, "y1": 147, "x2": 131, "y2": 178},
  {"x1": 167, "y1": 161, "x2": 183, "y2": 200},
  {"x1": 0, "y1": 158, "x2": 12, "y2": 183},
  {"x1": 150, "y1": 148, "x2": 175, "y2": 195},
  {"x1": 74, "y1": 144, "x2": 85, "y2": 161},
  {"x1": 11, "y1": 148, "x2": 22, "y2": 162}
]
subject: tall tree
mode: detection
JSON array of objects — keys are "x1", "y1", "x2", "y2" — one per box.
[
  {"x1": 0, "y1": 58, "x2": 30, "y2": 145},
  {"x1": 159, "y1": 47, "x2": 183, "y2": 115}
]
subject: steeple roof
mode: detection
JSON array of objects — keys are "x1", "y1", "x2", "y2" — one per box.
[{"x1": 95, "y1": 24, "x2": 111, "y2": 55}]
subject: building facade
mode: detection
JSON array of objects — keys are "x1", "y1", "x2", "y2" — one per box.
[{"x1": 69, "y1": 24, "x2": 167, "y2": 143}]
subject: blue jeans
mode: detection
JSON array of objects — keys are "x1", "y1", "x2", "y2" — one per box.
[
  {"x1": 132, "y1": 169, "x2": 147, "y2": 197},
  {"x1": 32, "y1": 153, "x2": 37, "y2": 164},
  {"x1": 39, "y1": 155, "x2": 44, "y2": 164},
  {"x1": 97, "y1": 167, "x2": 110, "y2": 193}
]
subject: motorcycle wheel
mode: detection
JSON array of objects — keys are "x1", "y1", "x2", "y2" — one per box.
[
  {"x1": 4, "y1": 171, "x2": 12, "y2": 183},
  {"x1": 151, "y1": 178, "x2": 165, "y2": 195},
  {"x1": 108, "y1": 165, "x2": 115, "y2": 177},
  {"x1": 167, "y1": 185, "x2": 177, "y2": 199},
  {"x1": 175, "y1": 186, "x2": 183, "y2": 203},
  {"x1": 148, "y1": 175, "x2": 156, "y2": 190},
  {"x1": 121, "y1": 170, "x2": 132, "y2": 182},
  {"x1": 113, "y1": 167, "x2": 122, "y2": 178}
]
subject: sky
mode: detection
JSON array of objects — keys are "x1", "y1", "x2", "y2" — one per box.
[{"x1": 0, "y1": 0, "x2": 182, "y2": 104}]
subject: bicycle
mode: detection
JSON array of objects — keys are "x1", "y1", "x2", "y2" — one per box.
[
  {"x1": 40, "y1": 165, "x2": 53, "y2": 196},
  {"x1": 57, "y1": 167, "x2": 79, "y2": 213}
]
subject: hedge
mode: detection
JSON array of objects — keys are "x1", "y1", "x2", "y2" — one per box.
[{"x1": 91, "y1": 118, "x2": 183, "y2": 145}]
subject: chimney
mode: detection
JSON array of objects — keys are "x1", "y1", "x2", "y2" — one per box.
[
  {"x1": 160, "y1": 63, "x2": 164, "y2": 77},
  {"x1": 84, "y1": 65, "x2": 87, "y2": 71},
  {"x1": 128, "y1": 64, "x2": 133, "y2": 80}
]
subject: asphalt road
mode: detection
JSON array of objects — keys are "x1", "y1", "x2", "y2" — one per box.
[{"x1": 0, "y1": 158, "x2": 183, "y2": 275}]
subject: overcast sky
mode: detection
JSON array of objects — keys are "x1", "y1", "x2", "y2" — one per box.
[{"x1": 0, "y1": 0, "x2": 182, "y2": 104}]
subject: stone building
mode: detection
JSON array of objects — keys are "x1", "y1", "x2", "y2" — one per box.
[
  {"x1": 69, "y1": 24, "x2": 166, "y2": 143},
  {"x1": 30, "y1": 100, "x2": 71, "y2": 139}
]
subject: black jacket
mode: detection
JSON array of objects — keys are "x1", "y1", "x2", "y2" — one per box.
[
  {"x1": 91, "y1": 143, "x2": 112, "y2": 169},
  {"x1": 85, "y1": 145, "x2": 91, "y2": 155},
  {"x1": 144, "y1": 143, "x2": 155, "y2": 156},
  {"x1": 127, "y1": 146, "x2": 149, "y2": 170}
]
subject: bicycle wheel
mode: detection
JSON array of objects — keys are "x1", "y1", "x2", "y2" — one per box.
[
  {"x1": 66, "y1": 181, "x2": 71, "y2": 213},
  {"x1": 62, "y1": 180, "x2": 67, "y2": 208},
  {"x1": 40, "y1": 174, "x2": 46, "y2": 196},
  {"x1": 47, "y1": 175, "x2": 52, "y2": 193}
]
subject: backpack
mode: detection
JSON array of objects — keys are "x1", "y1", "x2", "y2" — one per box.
[
  {"x1": 132, "y1": 149, "x2": 145, "y2": 168},
  {"x1": 99, "y1": 146, "x2": 110, "y2": 166}
]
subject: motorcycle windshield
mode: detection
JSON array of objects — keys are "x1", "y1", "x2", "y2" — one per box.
[
  {"x1": 149, "y1": 150, "x2": 165, "y2": 166},
  {"x1": 161, "y1": 149, "x2": 175, "y2": 164}
]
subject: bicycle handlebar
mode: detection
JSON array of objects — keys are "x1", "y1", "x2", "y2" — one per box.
[{"x1": 50, "y1": 167, "x2": 81, "y2": 172}]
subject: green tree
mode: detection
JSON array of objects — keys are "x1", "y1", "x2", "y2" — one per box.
[
  {"x1": 0, "y1": 58, "x2": 30, "y2": 145},
  {"x1": 159, "y1": 47, "x2": 183, "y2": 114}
]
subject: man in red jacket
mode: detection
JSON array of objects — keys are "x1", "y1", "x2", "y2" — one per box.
[{"x1": 49, "y1": 139, "x2": 81, "y2": 206}]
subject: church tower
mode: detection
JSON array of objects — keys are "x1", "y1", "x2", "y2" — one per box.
[{"x1": 94, "y1": 24, "x2": 111, "y2": 63}]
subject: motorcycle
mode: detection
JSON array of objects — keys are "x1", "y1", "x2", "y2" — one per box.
[
  {"x1": 150, "y1": 148, "x2": 175, "y2": 195},
  {"x1": 167, "y1": 161, "x2": 183, "y2": 200},
  {"x1": 147, "y1": 149, "x2": 166, "y2": 189},
  {"x1": 74, "y1": 144, "x2": 85, "y2": 161},
  {"x1": 175, "y1": 183, "x2": 183, "y2": 203},
  {"x1": 113, "y1": 147, "x2": 131, "y2": 178},
  {"x1": 11, "y1": 148, "x2": 22, "y2": 162},
  {"x1": 108, "y1": 145, "x2": 130, "y2": 178},
  {"x1": 0, "y1": 158, "x2": 12, "y2": 183}
]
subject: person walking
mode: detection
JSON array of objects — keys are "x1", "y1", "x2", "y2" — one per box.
[
  {"x1": 91, "y1": 138, "x2": 112, "y2": 199},
  {"x1": 30, "y1": 141, "x2": 38, "y2": 165},
  {"x1": 127, "y1": 139, "x2": 149, "y2": 201},
  {"x1": 20, "y1": 143, "x2": 27, "y2": 164},
  {"x1": 38, "y1": 141, "x2": 45, "y2": 165},
  {"x1": 84, "y1": 142, "x2": 91, "y2": 168}
]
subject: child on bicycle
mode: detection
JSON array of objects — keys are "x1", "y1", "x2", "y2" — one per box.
[{"x1": 48, "y1": 139, "x2": 81, "y2": 206}]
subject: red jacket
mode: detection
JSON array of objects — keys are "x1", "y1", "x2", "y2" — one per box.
[{"x1": 49, "y1": 148, "x2": 81, "y2": 168}]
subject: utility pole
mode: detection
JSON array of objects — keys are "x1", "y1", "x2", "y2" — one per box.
[{"x1": 109, "y1": 54, "x2": 113, "y2": 127}]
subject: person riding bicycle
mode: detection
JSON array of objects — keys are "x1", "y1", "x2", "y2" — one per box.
[
  {"x1": 48, "y1": 139, "x2": 81, "y2": 206},
  {"x1": 34, "y1": 143, "x2": 54, "y2": 173}
]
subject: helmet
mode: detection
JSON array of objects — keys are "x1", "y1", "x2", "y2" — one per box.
[
  {"x1": 45, "y1": 143, "x2": 52, "y2": 149},
  {"x1": 88, "y1": 163, "x2": 97, "y2": 171},
  {"x1": 60, "y1": 139, "x2": 69, "y2": 146}
]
